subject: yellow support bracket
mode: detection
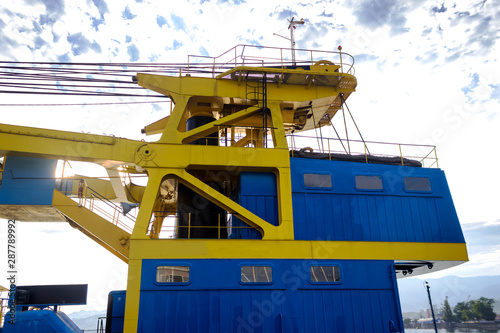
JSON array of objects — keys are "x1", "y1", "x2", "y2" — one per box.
[
  {"x1": 179, "y1": 106, "x2": 262, "y2": 144},
  {"x1": 167, "y1": 169, "x2": 293, "y2": 240}
]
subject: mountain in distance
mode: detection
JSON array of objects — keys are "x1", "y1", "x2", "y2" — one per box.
[
  {"x1": 67, "y1": 310, "x2": 106, "y2": 331},
  {"x1": 398, "y1": 275, "x2": 500, "y2": 313}
]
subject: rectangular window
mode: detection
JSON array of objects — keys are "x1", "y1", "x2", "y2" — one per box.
[
  {"x1": 404, "y1": 177, "x2": 431, "y2": 192},
  {"x1": 241, "y1": 266, "x2": 272, "y2": 283},
  {"x1": 156, "y1": 266, "x2": 189, "y2": 283},
  {"x1": 304, "y1": 173, "x2": 332, "y2": 188},
  {"x1": 310, "y1": 266, "x2": 341, "y2": 283},
  {"x1": 355, "y1": 175, "x2": 383, "y2": 190}
]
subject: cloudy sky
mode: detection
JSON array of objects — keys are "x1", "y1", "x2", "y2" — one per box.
[{"x1": 0, "y1": 0, "x2": 499, "y2": 313}]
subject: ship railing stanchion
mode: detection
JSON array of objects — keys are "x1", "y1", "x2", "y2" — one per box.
[
  {"x1": 399, "y1": 144, "x2": 404, "y2": 166},
  {"x1": 338, "y1": 45, "x2": 343, "y2": 73},
  {"x1": 328, "y1": 138, "x2": 331, "y2": 160},
  {"x1": 212, "y1": 57, "x2": 215, "y2": 78},
  {"x1": 434, "y1": 147, "x2": 439, "y2": 168}
]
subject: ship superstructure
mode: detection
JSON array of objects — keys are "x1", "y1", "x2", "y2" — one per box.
[{"x1": 0, "y1": 45, "x2": 467, "y2": 333}]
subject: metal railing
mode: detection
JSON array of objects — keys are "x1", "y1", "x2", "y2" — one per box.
[
  {"x1": 187, "y1": 44, "x2": 355, "y2": 78},
  {"x1": 149, "y1": 211, "x2": 256, "y2": 239},
  {"x1": 288, "y1": 134, "x2": 439, "y2": 168},
  {"x1": 0, "y1": 297, "x2": 7, "y2": 328},
  {"x1": 181, "y1": 124, "x2": 276, "y2": 148},
  {"x1": 77, "y1": 180, "x2": 134, "y2": 233},
  {"x1": 96, "y1": 316, "x2": 106, "y2": 333}
]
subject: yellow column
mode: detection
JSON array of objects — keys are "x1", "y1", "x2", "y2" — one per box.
[
  {"x1": 123, "y1": 256, "x2": 142, "y2": 333},
  {"x1": 269, "y1": 101, "x2": 294, "y2": 239},
  {"x1": 131, "y1": 170, "x2": 163, "y2": 239},
  {"x1": 158, "y1": 93, "x2": 189, "y2": 144}
]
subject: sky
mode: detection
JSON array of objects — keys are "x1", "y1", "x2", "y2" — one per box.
[{"x1": 0, "y1": 0, "x2": 499, "y2": 313}]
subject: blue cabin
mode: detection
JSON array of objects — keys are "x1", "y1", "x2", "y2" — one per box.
[{"x1": 106, "y1": 155, "x2": 465, "y2": 333}]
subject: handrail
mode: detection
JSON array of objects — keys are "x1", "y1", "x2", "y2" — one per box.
[
  {"x1": 187, "y1": 44, "x2": 355, "y2": 77},
  {"x1": 97, "y1": 316, "x2": 106, "y2": 333},
  {"x1": 0, "y1": 296, "x2": 7, "y2": 328},
  {"x1": 287, "y1": 134, "x2": 439, "y2": 168},
  {"x1": 149, "y1": 211, "x2": 255, "y2": 239},
  {"x1": 77, "y1": 180, "x2": 134, "y2": 233}
]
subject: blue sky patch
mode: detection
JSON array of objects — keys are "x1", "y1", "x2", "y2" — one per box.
[
  {"x1": 67, "y1": 32, "x2": 102, "y2": 56},
  {"x1": 489, "y1": 84, "x2": 500, "y2": 102},
  {"x1": 57, "y1": 52, "x2": 71, "y2": 62},
  {"x1": 170, "y1": 13, "x2": 186, "y2": 31},
  {"x1": 199, "y1": 46, "x2": 209, "y2": 56},
  {"x1": 122, "y1": 6, "x2": 136, "y2": 20},
  {"x1": 462, "y1": 73, "x2": 479, "y2": 96},
  {"x1": 173, "y1": 40, "x2": 182, "y2": 50},
  {"x1": 156, "y1": 15, "x2": 168, "y2": 28},
  {"x1": 127, "y1": 44, "x2": 140, "y2": 61}
]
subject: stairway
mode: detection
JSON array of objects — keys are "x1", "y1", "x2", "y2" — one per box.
[{"x1": 52, "y1": 190, "x2": 130, "y2": 263}]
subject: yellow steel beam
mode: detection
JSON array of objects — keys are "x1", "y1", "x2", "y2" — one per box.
[
  {"x1": 141, "y1": 116, "x2": 169, "y2": 136},
  {"x1": 123, "y1": 258, "x2": 142, "y2": 333},
  {"x1": 52, "y1": 190, "x2": 130, "y2": 262},
  {"x1": 129, "y1": 239, "x2": 468, "y2": 262},
  {"x1": 137, "y1": 73, "x2": 355, "y2": 104},
  {"x1": 134, "y1": 143, "x2": 290, "y2": 170},
  {"x1": 59, "y1": 176, "x2": 117, "y2": 199},
  {"x1": 131, "y1": 169, "x2": 163, "y2": 239},
  {"x1": 0, "y1": 124, "x2": 138, "y2": 165},
  {"x1": 215, "y1": 66, "x2": 349, "y2": 82},
  {"x1": 179, "y1": 106, "x2": 262, "y2": 144}
]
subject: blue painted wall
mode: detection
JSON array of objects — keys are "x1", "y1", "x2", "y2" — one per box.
[
  {"x1": 137, "y1": 259, "x2": 403, "y2": 333},
  {"x1": 233, "y1": 158, "x2": 464, "y2": 244},
  {"x1": 289, "y1": 157, "x2": 464, "y2": 243},
  {"x1": 0, "y1": 156, "x2": 57, "y2": 205},
  {"x1": 106, "y1": 291, "x2": 126, "y2": 333},
  {"x1": 230, "y1": 172, "x2": 278, "y2": 239}
]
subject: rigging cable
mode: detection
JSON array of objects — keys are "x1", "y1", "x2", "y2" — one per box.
[
  {"x1": 340, "y1": 93, "x2": 351, "y2": 154},
  {"x1": 327, "y1": 114, "x2": 348, "y2": 154},
  {"x1": 340, "y1": 94, "x2": 371, "y2": 156}
]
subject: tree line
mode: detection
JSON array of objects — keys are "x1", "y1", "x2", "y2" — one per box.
[{"x1": 442, "y1": 296, "x2": 497, "y2": 322}]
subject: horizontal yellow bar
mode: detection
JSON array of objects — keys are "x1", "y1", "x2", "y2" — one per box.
[
  {"x1": 129, "y1": 239, "x2": 468, "y2": 262},
  {"x1": 215, "y1": 65, "x2": 351, "y2": 80}
]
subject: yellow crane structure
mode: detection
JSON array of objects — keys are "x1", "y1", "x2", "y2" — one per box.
[{"x1": 0, "y1": 45, "x2": 467, "y2": 333}]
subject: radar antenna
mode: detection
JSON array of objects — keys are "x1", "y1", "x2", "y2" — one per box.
[{"x1": 273, "y1": 17, "x2": 305, "y2": 65}]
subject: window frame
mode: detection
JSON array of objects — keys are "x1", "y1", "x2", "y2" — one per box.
[
  {"x1": 154, "y1": 264, "x2": 192, "y2": 286},
  {"x1": 308, "y1": 264, "x2": 343, "y2": 285},
  {"x1": 301, "y1": 171, "x2": 333, "y2": 190},
  {"x1": 403, "y1": 176, "x2": 432, "y2": 193},
  {"x1": 354, "y1": 174, "x2": 384, "y2": 192},
  {"x1": 239, "y1": 263, "x2": 274, "y2": 285}
]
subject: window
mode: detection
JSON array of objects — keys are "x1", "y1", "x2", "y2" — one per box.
[
  {"x1": 303, "y1": 173, "x2": 332, "y2": 188},
  {"x1": 404, "y1": 177, "x2": 431, "y2": 192},
  {"x1": 310, "y1": 266, "x2": 341, "y2": 283},
  {"x1": 241, "y1": 266, "x2": 272, "y2": 283},
  {"x1": 156, "y1": 266, "x2": 189, "y2": 283},
  {"x1": 355, "y1": 175, "x2": 383, "y2": 190}
]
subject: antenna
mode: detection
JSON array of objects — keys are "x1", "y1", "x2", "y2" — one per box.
[{"x1": 273, "y1": 16, "x2": 305, "y2": 65}]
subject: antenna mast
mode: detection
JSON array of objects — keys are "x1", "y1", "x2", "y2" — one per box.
[
  {"x1": 274, "y1": 16, "x2": 305, "y2": 65},
  {"x1": 288, "y1": 17, "x2": 305, "y2": 65}
]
